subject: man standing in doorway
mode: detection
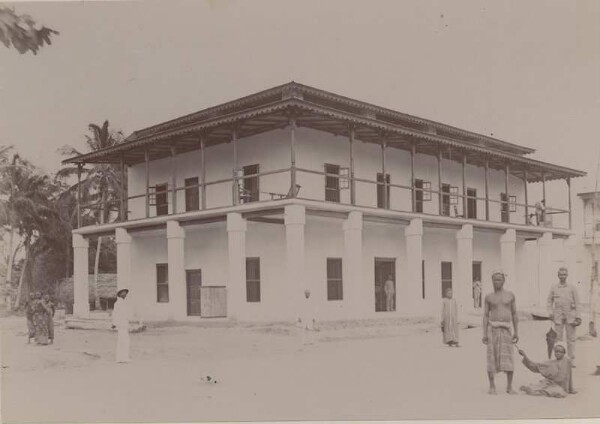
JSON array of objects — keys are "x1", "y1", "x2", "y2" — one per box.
[
  {"x1": 111, "y1": 288, "x2": 132, "y2": 363},
  {"x1": 384, "y1": 274, "x2": 395, "y2": 312},
  {"x1": 483, "y1": 270, "x2": 519, "y2": 395},
  {"x1": 473, "y1": 279, "x2": 482, "y2": 309},
  {"x1": 547, "y1": 267, "x2": 581, "y2": 366}
]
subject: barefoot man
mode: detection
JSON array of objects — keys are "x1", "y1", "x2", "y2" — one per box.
[{"x1": 483, "y1": 270, "x2": 519, "y2": 394}]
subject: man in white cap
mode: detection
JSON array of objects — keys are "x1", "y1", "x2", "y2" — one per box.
[
  {"x1": 547, "y1": 267, "x2": 581, "y2": 366},
  {"x1": 111, "y1": 288, "x2": 131, "y2": 363}
]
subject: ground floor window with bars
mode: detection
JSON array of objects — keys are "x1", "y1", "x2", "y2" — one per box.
[
  {"x1": 246, "y1": 257, "x2": 261, "y2": 302},
  {"x1": 327, "y1": 258, "x2": 343, "y2": 301},
  {"x1": 156, "y1": 263, "x2": 169, "y2": 303}
]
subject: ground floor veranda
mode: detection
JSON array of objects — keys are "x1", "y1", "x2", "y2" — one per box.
[{"x1": 71, "y1": 199, "x2": 578, "y2": 322}]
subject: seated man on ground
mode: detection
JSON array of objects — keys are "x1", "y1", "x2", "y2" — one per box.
[{"x1": 518, "y1": 343, "x2": 575, "y2": 398}]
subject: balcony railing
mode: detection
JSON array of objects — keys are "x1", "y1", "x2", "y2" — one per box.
[{"x1": 77, "y1": 165, "x2": 570, "y2": 229}]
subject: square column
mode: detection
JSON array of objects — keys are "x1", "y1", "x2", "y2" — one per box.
[
  {"x1": 227, "y1": 213, "x2": 247, "y2": 320},
  {"x1": 538, "y1": 232, "x2": 554, "y2": 308},
  {"x1": 115, "y1": 228, "x2": 132, "y2": 292},
  {"x1": 167, "y1": 221, "x2": 186, "y2": 320},
  {"x1": 72, "y1": 233, "x2": 89, "y2": 318},
  {"x1": 501, "y1": 229, "x2": 517, "y2": 291},
  {"x1": 285, "y1": 205, "x2": 306, "y2": 319},
  {"x1": 564, "y1": 235, "x2": 578, "y2": 284},
  {"x1": 343, "y1": 211, "x2": 363, "y2": 316},
  {"x1": 404, "y1": 218, "x2": 423, "y2": 312},
  {"x1": 456, "y1": 224, "x2": 473, "y2": 310}
]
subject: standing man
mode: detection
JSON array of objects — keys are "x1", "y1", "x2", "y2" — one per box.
[
  {"x1": 441, "y1": 288, "x2": 459, "y2": 347},
  {"x1": 547, "y1": 267, "x2": 581, "y2": 366},
  {"x1": 384, "y1": 274, "x2": 395, "y2": 312},
  {"x1": 535, "y1": 199, "x2": 546, "y2": 226},
  {"x1": 483, "y1": 270, "x2": 519, "y2": 395},
  {"x1": 111, "y1": 288, "x2": 131, "y2": 363},
  {"x1": 473, "y1": 279, "x2": 482, "y2": 309},
  {"x1": 299, "y1": 289, "x2": 316, "y2": 346}
]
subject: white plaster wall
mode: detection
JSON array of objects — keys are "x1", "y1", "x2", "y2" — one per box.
[
  {"x1": 126, "y1": 218, "x2": 549, "y2": 322},
  {"x1": 127, "y1": 126, "x2": 526, "y2": 222}
]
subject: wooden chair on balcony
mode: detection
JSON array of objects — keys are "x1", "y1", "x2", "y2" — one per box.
[{"x1": 265, "y1": 184, "x2": 301, "y2": 200}]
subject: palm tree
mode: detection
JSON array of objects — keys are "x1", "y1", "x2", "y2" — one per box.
[
  {"x1": 58, "y1": 120, "x2": 124, "y2": 309},
  {"x1": 0, "y1": 6, "x2": 58, "y2": 55},
  {"x1": 2, "y1": 166, "x2": 56, "y2": 307},
  {"x1": 0, "y1": 149, "x2": 32, "y2": 291}
]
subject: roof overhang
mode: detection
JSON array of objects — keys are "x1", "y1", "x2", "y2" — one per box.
[{"x1": 62, "y1": 82, "x2": 585, "y2": 183}]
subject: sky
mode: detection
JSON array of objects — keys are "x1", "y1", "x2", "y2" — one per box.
[{"x1": 1, "y1": 0, "x2": 599, "y2": 213}]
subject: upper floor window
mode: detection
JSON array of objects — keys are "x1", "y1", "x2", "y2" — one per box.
[
  {"x1": 241, "y1": 164, "x2": 260, "y2": 203},
  {"x1": 324, "y1": 163, "x2": 341, "y2": 203},
  {"x1": 185, "y1": 177, "x2": 199, "y2": 212},
  {"x1": 501, "y1": 193, "x2": 516, "y2": 223},
  {"x1": 376, "y1": 173, "x2": 390, "y2": 209}
]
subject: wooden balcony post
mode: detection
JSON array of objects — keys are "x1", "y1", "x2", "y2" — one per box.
[
  {"x1": 119, "y1": 155, "x2": 127, "y2": 222},
  {"x1": 170, "y1": 145, "x2": 177, "y2": 214},
  {"x1": 145, "y1": 149, "x2": 150, "y2": 218},
  {"x1": 381, "y1": 140, "x2": 388, "y2": 209},
  {"x1": 542, "y1": 173, "x2": 547, "y2": 202},
  {"x1": 349, "y1": 127, "x2": 356, "y2": 205},
  {"x1": 484, "y1": 157, "x2": 489, "y2": 221},
  {"x1": 462, "y1": 154, "x2": 467, "y2": 217},
  {"x1": 200, "y1": 137, "x2": 206, "y2": 210},
  {"x1": 232, "y1": 128, "x2": 239, "y2": 206},
  {"x1": 290, "y1": 117, "x2": 297, "y2": 197},
  {"x1": 411, "y1": 142, "x2": 416, "y2": 212},
  {"x1": 437, "y1": 148, "x2": 443, "y2": 215},
  {"x1": 567, "y1": 177, "x2": 572, "y2": 229},
  {"x1": 76, "y1": 163, "x2": 83, "y2": 228},
  {"x1": 505, "y1": 162, "x2": 510, "y2": 223},
  {"x1": 524, "y1": 170, "x2": 529, "y2": 224}
]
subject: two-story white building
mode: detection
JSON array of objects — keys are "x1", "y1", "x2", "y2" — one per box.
[
  {"x1": 577, "y1": 191, "x2": 600, "y2": 306},
  {"x1": 64, "y1": 82, "x2": 586, "y2": 322}
]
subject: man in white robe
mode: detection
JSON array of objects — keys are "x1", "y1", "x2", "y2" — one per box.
[{"x1": 111, "y1": 288, "x2": 132, "y2": 363}]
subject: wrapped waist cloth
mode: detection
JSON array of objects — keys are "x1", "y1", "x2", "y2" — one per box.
[{"x1": 487, "y1": 322, "x2": 514, "y2": 373}]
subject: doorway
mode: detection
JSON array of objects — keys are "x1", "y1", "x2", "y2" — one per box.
[
  {"x1": 472, "y1": 261, "x2": 482, "y2": 308},
  {"x1": 186, "y1": 269, "x2": 202, "y2": 316},
  {"x1": 375, "y1": 258, "x2": 396, "y2": 312}
]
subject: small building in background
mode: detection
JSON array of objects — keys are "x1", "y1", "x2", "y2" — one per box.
[{"x1": 58, "y1": 274, "x2": 117, "y2": 313}]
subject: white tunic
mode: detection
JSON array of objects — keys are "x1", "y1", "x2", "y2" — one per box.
[{"x1": 112, "y1": 297, "x2": 131, "y2": 363}]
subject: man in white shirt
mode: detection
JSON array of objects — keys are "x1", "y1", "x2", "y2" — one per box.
[
  {"x1": 384, "y1": 275, "x2": 395, "y2": 312},
  {"x1": 111, "y1": 288, "x2": 132, "y2": 363}
]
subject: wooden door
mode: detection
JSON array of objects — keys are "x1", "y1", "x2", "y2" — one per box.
[
  {"x1": 415, "y1": 179, "x2": 424, "y2": 213},
  {"x1": 186, "y1": 269, "x2": 202, "y2": 316},
  {"x1": 467, "y1": 188, "x2": 477, "y2": 219},
  {"x1": 375, "y1": 258, "x2": 395, "y2": 312}
]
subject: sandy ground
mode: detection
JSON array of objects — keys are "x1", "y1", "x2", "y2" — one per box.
[{"x1": 1, "y1": 315, "x2": 600, "y2": 423}]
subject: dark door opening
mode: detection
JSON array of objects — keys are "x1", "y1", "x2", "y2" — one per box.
[
  {"x1": 441, "y1": 183, "x2": 451, "y2": 216},
  {"x1": 500, "y1": 193, "x2": 509, "y2": 223},
  {"x1": 376, "y1": 173, "x2": 391, "y2": 209},
  {"x1": 375, "y1": 258, "x2": 396, "y2": 312},
  {"x1": 415, "y1": 179, "x2": 424, "y2": 213},
  {"x1": 472, "y1": 261, "x2": 482, "y2": 308},
  {"x1": 441, "y1": 261, "x2": 452, "y2": 297},
  {"x1": 467, "y1": 188, "x2": 477, "y2": 219},
  {"x1": 186, "y1": 269, "x2": 202, "y2": 316},
  {"x1": 241, "y1": 164, "x2": 260, "y2": 203}
]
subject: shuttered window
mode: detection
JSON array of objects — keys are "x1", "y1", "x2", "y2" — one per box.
[
  {"x1": 327, "y1": 258, "x2": 343, "y2": 301},
  {"x1": 156, "y1": 263, "x2": 169, "y2": 303},
  {"x1": 324, "y1": 164, "x2": 341, "y2": 202},
  {"x1": 246, "y1": 257, "x2": 261, "y2": 302}
]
